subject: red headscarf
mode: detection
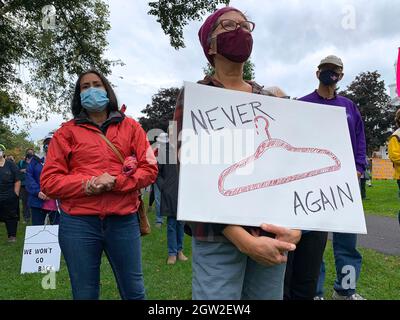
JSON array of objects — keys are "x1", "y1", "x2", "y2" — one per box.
[{"x1": 198, "y1": 6, "x2": 241, "y2": 66}]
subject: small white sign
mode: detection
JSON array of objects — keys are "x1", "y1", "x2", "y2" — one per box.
[
  {"x1": 21, "y1": 225, "x2": 61, "y2": 274},
  {"x1": 177, "y1": 82, "x2": 367, "y2": 234}
]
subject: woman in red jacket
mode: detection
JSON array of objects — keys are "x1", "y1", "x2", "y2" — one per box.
[{"x1": 40, "y1": 70, "x2": 158, "y2": 300}]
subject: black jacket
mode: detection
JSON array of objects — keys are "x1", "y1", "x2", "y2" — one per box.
[{"x1": 156, "y1": 142, "x2": 179, "y2": 217}]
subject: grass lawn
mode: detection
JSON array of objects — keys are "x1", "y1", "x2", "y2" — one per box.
[
  {"x1": 362, "y1": 180, "x2": 399, "y2": 218},
  {"x1": 0, "y1": 198, "x2": 399, "y2": 300},
  {"x1": 0, "y1": 200, "x2": 192, "y2": 300}
]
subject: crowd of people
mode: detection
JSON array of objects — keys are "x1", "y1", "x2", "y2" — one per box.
[{"x1": 0, "y1": 5, "x2": 398, "y2": 300}]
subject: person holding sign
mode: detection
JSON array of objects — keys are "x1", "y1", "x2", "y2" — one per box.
[
  {"x1": 0, "y1": 144, "x2": 21, "y2": 242},
  {"x1": 284, "y1": 55, "x2": 367, "y2": 300},
  {"x1": 173, "y1": 6, "x2": 301, "y2": 300},
  {"x1": 40, "y1": 70, "x2": 158, "y2": 300}
]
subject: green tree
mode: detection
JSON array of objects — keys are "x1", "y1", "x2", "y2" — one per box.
[
  {"x1": 138, "y1": 87, "x2": 180, "y2": 132},
  {"x1": 148, "y1": 0, "x2": 230, "y2": 49},
  {"x1": 203, "y1": 60, "x2": 255, "y2": 80},
  {"x1": 0, "y1": 0, "x2": 122, "y2": 120},
  {"x1": 339, "y1": 71, "x2": 395, "y2": 154},
  {"x1": 0, "y1": 122, "x2": 35, "y2": 160}
]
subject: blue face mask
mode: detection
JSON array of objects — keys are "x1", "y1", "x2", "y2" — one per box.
[{"x1": 80, "y1": 87, "x2": 110, "y2": 113}]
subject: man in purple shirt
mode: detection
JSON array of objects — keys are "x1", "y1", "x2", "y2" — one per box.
[{"x1": 284, "y1": 55, "x2": 366, "y2": 300}]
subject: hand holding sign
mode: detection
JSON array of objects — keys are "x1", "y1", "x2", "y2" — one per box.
[
  {"x1": 260, "y1": 224, "x2": 302, "y2": 245},
  {"x1": 223, "y1": 225, "x2": 296, "y2": 266}
]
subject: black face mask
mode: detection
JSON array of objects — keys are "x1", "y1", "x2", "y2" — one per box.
[
  {"x1": 319, "y1": 70, "x2": 341, "y2": 86},
  {"x1": 26, "y1": 153, "x2": 33, "y2": 159}
]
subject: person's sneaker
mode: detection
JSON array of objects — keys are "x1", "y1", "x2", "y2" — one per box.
[
  {"x1": 7, "y1": 237, "x2": 16, "y2": 243},
  {"x1": 313, "y1": 296, "x2": 325, "y2": 300},
  {"x1": 177, "y1": 251, "x2": 188, "y2": 261},
  {"x1": 166, "y1": 255, "x2": 177, "y2": 265},
  {"x1": 332, "y1": 291, "x2": 366, "y2": 300}
]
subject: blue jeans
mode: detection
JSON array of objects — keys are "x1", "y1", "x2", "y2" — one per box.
[
  {"x1": 167, "y1": 216, "x2": 185, "y2": 256},
  {"x1": 316, "y1": 233, "x2": 362, "y2": 297},
  {"x1": 59, "y1": 211, "x2": 145, "y2": 300},
  {"x1": 153, "y1": 184, "x2": 163, "y2": 224},
  {"x1": 31, "y1": 207, "x2": 59, "y2": 226},
  {"x1": 192, "y1": 238, "x2": 286, "y2": 300}
]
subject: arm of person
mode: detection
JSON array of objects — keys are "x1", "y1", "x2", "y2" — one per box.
[
  {"x1": 155, "y1": 162, "x2": 165, "y2": 190},
  {"x1": 223, "y1": 225, "x2": 297, "y2": 266},
  {"x1": 10, "y1": 161, "x2": 21, "y2": 196},
  {"x1": 25, "y1": 161, "x2": 41, "y2": 196},
  {"x1": 40, "y1": 130, "x2": 95, "y2": 199},
  {"x1": 354, "y1": 106, "x2": 367, "y2": 176},
  {"x1": 14, "y1": 180, "x2": 21, "y2": 196},
  {"x1": 113, "y1": 121, "x2": 158, "y2": 193},
  {"x1": 388, "y1": 137, "x2": 400, "y2": 165}
]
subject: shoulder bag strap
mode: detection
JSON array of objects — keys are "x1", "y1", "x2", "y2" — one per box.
[{"x1": 96, "y1": 133, "x2": 124, "y2": 164}]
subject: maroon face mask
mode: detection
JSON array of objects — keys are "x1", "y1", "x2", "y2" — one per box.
[{"x1": 216, "y1": 27, "x2": 253, "y2": 63}]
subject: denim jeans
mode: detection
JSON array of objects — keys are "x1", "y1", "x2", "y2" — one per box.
[
  {"x1": 316, "y1": 233, "x2": 362, "y2": 297},
  {"x1": 153, "y1": 184, "x2": 163, "y2": 224},
  {"x1": 59, "y1": 211, "x2": 145, "y2": 300},
  {"x1": 31, "y1": 207, "x2": 59, "y2": 226},
  {"x1": 167, "y1": 216, "x2": 185, "y2": 256},
  {"x1": 192, "y1": 238, "x2": 286, "y2": 300}
]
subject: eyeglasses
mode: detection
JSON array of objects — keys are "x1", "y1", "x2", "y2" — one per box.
[{"x1": 215, "y1": 19, "x2": 255, "y2": 33}]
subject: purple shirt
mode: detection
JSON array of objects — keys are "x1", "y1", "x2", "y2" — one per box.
[{"x1": 299, "y1": 90, "x2": 366, "y2": 174}]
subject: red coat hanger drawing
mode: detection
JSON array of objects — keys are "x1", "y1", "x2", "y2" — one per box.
[{"x1": 218, "y1": 116, "x2": 341, "y2": 197}]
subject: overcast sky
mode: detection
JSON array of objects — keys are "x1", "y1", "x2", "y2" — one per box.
[{"x1": 18, "y1": 0, "x2": 400, "y2": 141}]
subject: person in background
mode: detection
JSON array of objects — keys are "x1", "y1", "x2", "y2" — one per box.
[
  {"x1": 359, "y1": 155, "x2": 371, "y2": 200},
  {"x1": 174, "y1": 6, "x2": 301, "y2": 300},
  {"x1": 40, "y1": 69, "x2": 158, "y2": 300},
  {"x1": 26, "y1": 134, "x2": 59, "y2": 226},
  {"x1": 0, "y1": 144, "x2": 21, "y2": 242},
  {"x1": 366, "y1": 157, "x2": 372, "y2": 187},
  {"x1": 388, "y1": 108, "x2": 400, "y2": 224},
  {"x1": 6, "y1": 155, "x2": 15, "y2": 163},
  {"x1": 17, "y1": 148, "x2": 34, "y2": 224},
  {"x1": 156, "y1": 132, "x2": 188, "y2": 265},
  {"x1": 153, "y1": 135, "x2": 165, "y2": 228},
  {"x1": 285, "y1": 55, "x2": 366, "y2": 301}
]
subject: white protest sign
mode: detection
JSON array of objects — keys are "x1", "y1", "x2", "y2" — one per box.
[
  {"x1": 21, "y1": 225, "x2": 61, "y2": 274},
  {"x1": 177, "y1": 82, "x2": 367, "y2": 234}
]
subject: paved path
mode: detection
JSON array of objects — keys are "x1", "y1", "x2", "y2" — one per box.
[{"x1": 328, "y1": 214, "x2": 400, "y2": 256}]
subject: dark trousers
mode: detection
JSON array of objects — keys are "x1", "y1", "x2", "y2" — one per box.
[
  {"x1": 284, "y1": 231, "x2": 328, "y2": 300},
  {"x1": 5, "y1": 220, "x2": 18, "y2": 238},
  {"x1": 0, "y1": 194, "x2": 19, "y2": 238},
  {"x1": 19, "y1": 186, "x2": 31, "y2": 221},
  {"x1": 397, "y1": 180, "x2": 400, "y2": 194},
  {"x1": 360, "y1": 178, "x2": 367, "y2": 199},
  {"x1": 31, "y1": 207, "x2": 59, "y2": 226}
]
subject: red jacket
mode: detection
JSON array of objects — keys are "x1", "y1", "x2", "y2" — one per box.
[{"x1": 40, "y1": 112, "x2": 158, "y2": 217}]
